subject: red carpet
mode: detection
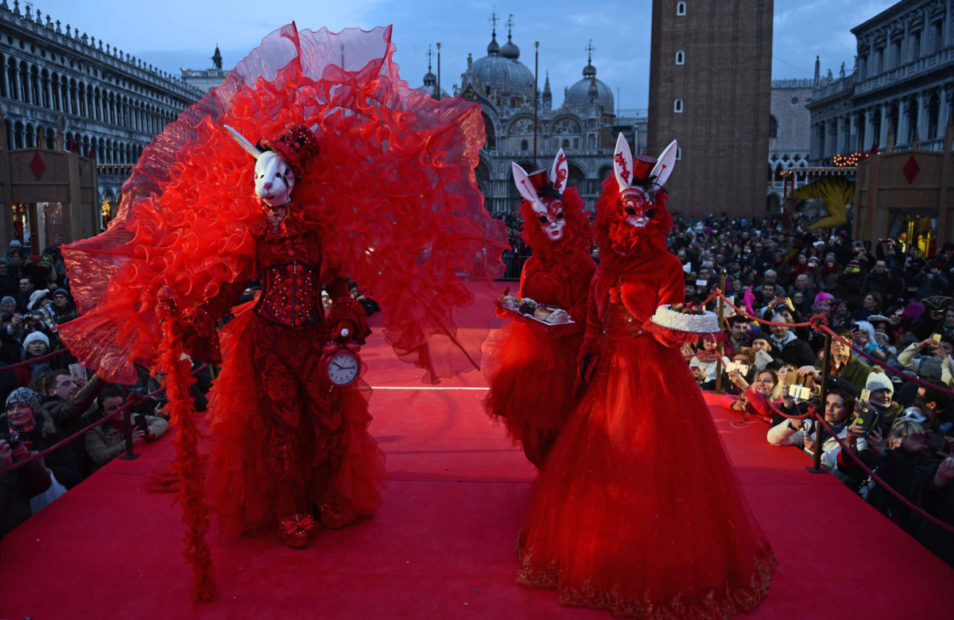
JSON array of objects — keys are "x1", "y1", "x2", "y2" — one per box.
[{"x1": 2, "y1": 283, "x2": 952, "y2": 618}]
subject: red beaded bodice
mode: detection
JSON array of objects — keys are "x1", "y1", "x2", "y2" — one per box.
[{"x1": 252, "y1": 211, "x2": 326, "y2": 328}]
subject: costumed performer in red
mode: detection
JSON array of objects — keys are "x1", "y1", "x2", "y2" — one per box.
[
  {"x1": 516, "y1": 134, "x2": 776, "y2": 618},
  {"x1": 58, "y1": 24, "x2": 505, "y2": 600},
  {"x1": 484, "y1": 150, "x2": 595, "y2": 467}
]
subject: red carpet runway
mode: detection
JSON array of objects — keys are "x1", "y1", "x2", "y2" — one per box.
[{"x1": 2, "y1": 284, "x2": 952, "y2": 618}]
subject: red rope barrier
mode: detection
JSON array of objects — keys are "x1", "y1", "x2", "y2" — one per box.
[
  {"x1": 0, "y1": 364, "x2": 207, "y2": 476},
  {"x1": 1, "y1": 347, "x2": 69, "y2": 370},
  {"x1": 812, "y1": 411, "x2": 954, "y2": 536},
  {"x1": 816, "y1": 324, "x2": 954, "y2": 399},
  {"x1": 714, "y1": 290, "x2": 954, "y2": 399},
  {"x1": 714, "y1": 290, "x2": 817, "y2": 328}
]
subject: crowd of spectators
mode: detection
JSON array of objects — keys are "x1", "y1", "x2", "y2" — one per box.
[
  {"x1": 0, "y1": 237, "x2": 174, "y2": 537},
  {"x1": 667, "y1": 212, "x2": 954, "y2": 566}
]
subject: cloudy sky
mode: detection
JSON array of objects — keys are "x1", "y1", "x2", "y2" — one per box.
[{"x1": 29, "y1": 0, "x2": 896, "y2": 110}]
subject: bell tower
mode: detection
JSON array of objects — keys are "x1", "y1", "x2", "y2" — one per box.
[{"x1": 647, "y1": 0, "x2": 773, "y2": 216}]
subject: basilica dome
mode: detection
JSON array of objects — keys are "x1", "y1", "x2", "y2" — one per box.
[
  {"x1": 464, "y1": 30, "x2": 535, "y2": 102},
  {"x1": 564, "y1": 59, "x2": 614, "y2": 112}
]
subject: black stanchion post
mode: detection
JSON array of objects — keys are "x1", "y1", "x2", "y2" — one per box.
[
  {"x1": 120, "y1": 405, "x2": 140, "y2": 460},
  {"x1": 715, "y1": 272, "x2": 726, "y2": 393},
  {"x1": 807, "y1": 329, "x2": 831, "y2": 473}
]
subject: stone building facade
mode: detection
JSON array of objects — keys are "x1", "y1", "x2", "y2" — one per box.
[
  {"x1": 0, "y1": 0, "x2": 202, "y2": 209},
  {"x1": 442, "y1": 18, "x2": 645, "y2": 219},
  {"x1": 647, "y1": 0, "x2": 774, "y2": 217},
  {"x1": 767, "y1": 79, "x2": 813, "y2": 210},
  {"x1": 808, "y1": 0, "x2": 954, "y2": 163}
]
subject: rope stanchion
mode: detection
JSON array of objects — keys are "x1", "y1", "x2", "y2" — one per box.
[{"x1": 812, "y1": 411, "x2": 954, "y2": 536}]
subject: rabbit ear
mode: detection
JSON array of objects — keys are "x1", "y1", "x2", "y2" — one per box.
[
  {"x1": 613, "y1": 133, "x2": 633, "y2": 190},
  {"x1": 512, "y1": 162, "x2": 546, "y2": 215},
  {"x1": 224, "y1": 124, "x2": 262, "y2": 159},
  {"x1": 651, "y1": 140, "x2": 678, "y2": 189},
  {"x1": 549, "y1": 149, "x2": 568, "y2": 195}
]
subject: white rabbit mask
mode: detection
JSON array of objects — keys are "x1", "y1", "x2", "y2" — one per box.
[
  {"x1": 224, "y1": 125, "x2": 298, "y2": 207},
  {"x1": 512, "y1": 149, "x2": 570, "y2": 242}
]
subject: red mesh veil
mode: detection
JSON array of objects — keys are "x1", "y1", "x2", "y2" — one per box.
[{"x1": 59, "y1": 24, "x2": 506, "y2": 383}]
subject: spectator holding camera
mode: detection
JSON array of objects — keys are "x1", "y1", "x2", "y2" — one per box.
[
  {"x1": 0, "y1": 435, "x2": 53, "y2": 537},
  {"x1": 862, "y1": 369, "x2": 904, "y2": 433},
  {"x1": 727, "y1": 367, "x2": 784, "y2": 421},
  {"x1": 0, "y1": 387, "x2": 81, "y2": 490},
  {"x1": 39, "y1": 370, "x2": 104, "y2": 486},
  {"x1": 85, "y1": 388, "x2": 168, "y2": 469},
  {"x1": 897, "y1": 335, "x2": 954, "y2": 387},
  {"x1": 795, "y1": 328, "x2": 870, "y2": 396},
  {"x1": 766, "y1": 388, "x2": 856, "y2": 470},
  {"x1": 849, "y1": 417, "x2": 954, "y2": 562}
]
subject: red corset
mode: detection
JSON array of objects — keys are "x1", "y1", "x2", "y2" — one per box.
[{"x1": 254, "y1": 262, "x2": 324, "y2": 327}]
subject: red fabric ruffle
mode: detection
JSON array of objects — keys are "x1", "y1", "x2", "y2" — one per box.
[
  {"x1": 483, "y1": 320, "x2": 583, "y2": 466},
  {"x1": 59, "y1": 23, "x2": 506, "y2": 384}
]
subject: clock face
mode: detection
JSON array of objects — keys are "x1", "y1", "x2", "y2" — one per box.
[{"x1": 326, "y1": 349, "x2": 360, "y2": 386}]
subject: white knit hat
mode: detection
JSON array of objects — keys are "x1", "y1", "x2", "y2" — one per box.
[
  {"x1": 865, "y1": 369, "x2": 894, "y2": 395},
  {"x1": 27, "y1": 289, "x2": 48, "y2": 310},
  {"x1": 22, "y1": 330, "x2": 50, "y2": 349}
]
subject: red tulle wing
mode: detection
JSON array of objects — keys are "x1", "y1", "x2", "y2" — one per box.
[{"x1": 60, "y1": 24, "x2": 506, "y2": 383}]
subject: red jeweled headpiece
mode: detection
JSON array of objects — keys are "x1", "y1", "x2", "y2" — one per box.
[{"x1": 259, "y1": 123, "x2": 320, "y2": 178}]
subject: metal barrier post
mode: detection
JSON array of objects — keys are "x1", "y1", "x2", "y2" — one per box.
[
  {"x1": 808, "y1": 330, "x2": 831, "y2": 473},
  {"x1": 715, "y1": 274, "x2": 726, "y2": 393},
  {"x1": 120, "y1": 405, "x2": 140, "y2": 460}
]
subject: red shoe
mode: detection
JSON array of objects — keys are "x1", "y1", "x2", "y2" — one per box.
[{"x1": 279, "y1": 514, "x2": 316, "y2": 548}]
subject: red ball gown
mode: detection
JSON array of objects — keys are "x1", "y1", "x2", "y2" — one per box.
[
  {"x1": 58, "y1": 23, "x2": 506, "y2": 596},
  {"x1": 517, "y1": 183, "x2": 775, "y2": 617},
  {"x1": 484, "y1": 189, "x2": 595, "y2": 466}
]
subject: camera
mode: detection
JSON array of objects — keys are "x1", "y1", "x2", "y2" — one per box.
[
  {"x1": 855, "y1": 389, "x2": 880, "y2": 434},
  {"x1": 2, "y1": 428, "x2": 22, "y2": 449},
  {"x1": 133, "y1": 414, "x2": 149, "y2": 435}
]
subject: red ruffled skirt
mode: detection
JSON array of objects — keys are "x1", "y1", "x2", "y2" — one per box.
[
  {"x1": 205, "y1": 303, "x2": 388, "y2": 537},
  {"x1": 517, "y1": 333, "x2": 775, "y2": 618},
  {"x1": 484, "y1": 321, "x2": 582, "y2": 466}
]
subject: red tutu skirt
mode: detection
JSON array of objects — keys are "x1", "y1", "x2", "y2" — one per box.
[
  {"x1": 484, "y1": 321, "x2": 582, "y2": 466},
  {"x1": 517, "y1": 333, "x2": 775, "y2": 618}
]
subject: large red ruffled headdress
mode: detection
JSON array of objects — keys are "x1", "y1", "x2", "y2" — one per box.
[
  {"x1": 595, "y1": 134, "x2": 677, "y2": 260},
  {"x1": 59, "y1": 23, "x2": 507, "y2": 385}
]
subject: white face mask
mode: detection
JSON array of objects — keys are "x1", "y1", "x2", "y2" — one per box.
[
  {"x1": 536, "y1": 201, "x2": 566, "y2": 241},
  {"x1": 254, "y1": 151, "x2": 296, "y2": 206}
]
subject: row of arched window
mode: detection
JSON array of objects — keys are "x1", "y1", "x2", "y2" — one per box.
[
  {"x1": 1, "y1": 53, "x2": 177, "y2": 135},
  {"x1": 4, "y1": 118, "x2": 143, "y2": 164}
]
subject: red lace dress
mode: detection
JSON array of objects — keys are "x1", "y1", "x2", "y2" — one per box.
[
  {"x1": 484, "y1": 248, "x2": 594, "y2": 466},
  {"x1": 517, "y1": 250, "x2": 776, "y2": 618}
]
